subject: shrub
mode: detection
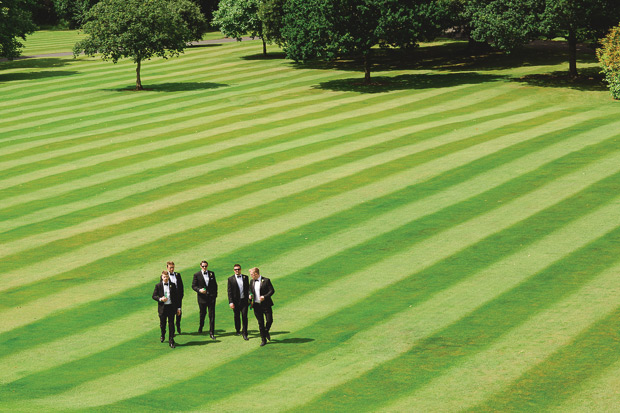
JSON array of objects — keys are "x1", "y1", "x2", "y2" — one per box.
[{"x1": 597, "y1": 24, "x2": 620, "y2": 100}]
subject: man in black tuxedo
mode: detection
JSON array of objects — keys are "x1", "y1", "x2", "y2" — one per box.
[
  {"x1": 192, "y1": 260, "x2": 218, "y2": 339},
  {"x1": 227, "y1": 264, "x2": 250, "y2": 340},
  {"x1": 152, "y1": 271, "x2": 181, "y2": 348},
  {"x1": 249, "y1": 267, "x2": 275, "y2": 347},
  {"x1": 166, "y1": 261, "x2": 184, "y2": 334}
]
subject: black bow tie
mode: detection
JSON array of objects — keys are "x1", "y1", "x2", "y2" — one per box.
[{"x1": 165, "y1": 284, "x2": 169, "y2": 286}]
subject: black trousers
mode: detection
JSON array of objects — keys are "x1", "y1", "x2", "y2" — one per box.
[
  {"x1": 159, "y1": 305, "x2": 176, "y2": 342},
  {"x1": 198, "y1": 299, "x2": 216, "y2": 333},
  {"x1": 232, "y1": 300, "x2": 249, "y2": 334},
  {"x1": 253, "y1": 302, "x2": 273, "y2": 339},
  {"x1": 175, "y1": 300, "x2": 182, "y2": 330}
]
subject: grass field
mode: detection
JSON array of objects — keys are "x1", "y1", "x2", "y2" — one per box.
[{"x1": 1, "y1": 31, "x2": 619, "y2": 411}]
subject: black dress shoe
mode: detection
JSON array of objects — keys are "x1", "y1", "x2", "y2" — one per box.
[
  {"x1": 243, "y1": 334, "x2": 249, "y2": 341},
  {"x1": 160, "y1": 336, "x2": 165, "y2": 343},
  {"x1": 210, "y1": 332, "x2": 215, "y2": 340},
  {"x1": 169, "y1": 341, "x2": 176, "y2": 348},
  {"x1": 260, "y1": 340, "x2": 267, "y2": 347}
]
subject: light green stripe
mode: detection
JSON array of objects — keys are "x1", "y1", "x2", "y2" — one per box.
[
  {"x1": 556, "y1": 359, "x2": 620, "y2": 412},
  {"x1": 384, "y1": 259, "x2": 620, "y2": 412},
  {"x1": 27, "y1": 158, "x2": 620, "y2": 409},
  {"x1": 0, "y1": 97, "x2": 543, "y2": 254},
  {"x1": 0, "y1": 96, "x2": 557, "y2": 289},
  {"x1": 0, "y1": 106, "x2": 594, "y2": 334},
  {"x1": 0, "y1": 83, "x2": 498, "y2": 206},
  {"x1": 205, "y1": 210, "x2": 620, "y2": 412}
]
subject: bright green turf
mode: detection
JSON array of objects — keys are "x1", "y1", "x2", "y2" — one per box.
[{"x1": 1, "y1": 31, "x2": 619, "y2": 412}]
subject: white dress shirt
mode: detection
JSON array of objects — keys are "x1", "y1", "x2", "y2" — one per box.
[
  {"x1": 235, "y1": 275, "x2": 244, "y2": 298},
  {"x1": 253, "y1": 276, "x2": 262, "y2": 302},
  {"x1": 163, "y1": 283, "x2": 172, "y2": 305}
]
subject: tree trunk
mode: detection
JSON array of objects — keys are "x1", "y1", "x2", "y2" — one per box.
[
  {"x1": 136, "y1": 59, "x2": 143, "y2": 90},
  {"x1": 262, "y1": 38, "x2": 267, "y2": 55},
  {"x1": 567, "y1": 27, "x2": 578, "y2": 78},
  {"x1": 364, "y1": 52, "x2": 371, "y2": 84}
]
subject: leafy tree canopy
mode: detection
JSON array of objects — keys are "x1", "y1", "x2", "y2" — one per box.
[
  {"x1": 282, "y1": 0, "x2": 448, "y2": 83},
  {"x1": 0, "y1": 0, "x2": 37, "y2": 59},
  {"x1": 74, "y1": 0, "x2": 206, "y2": 90},
  {"x1": 53, "y1": 0, "x2": 98, "y2": 29},
  {"x1": 465, "y1": 0, "x2": 620, "y2": 77}
]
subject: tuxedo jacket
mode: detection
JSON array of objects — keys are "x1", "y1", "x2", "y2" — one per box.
[
  {"x1": 192, "y1": 270, "x2": 218, "y2": 303},
  {"x1": 250, "y1": 276, "x2": 275, "y2": 307},
  {"x1": 227, "y1": 274, "x2": 250, "y2": 306},
  {"x1": 152, "y1": 281, "x2": 180, "y2": 315},
  {"x1": 168, "y1": 272, "x2": 184, "y2": 305}
]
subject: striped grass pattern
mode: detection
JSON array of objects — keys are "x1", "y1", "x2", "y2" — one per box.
[{"x1": 1, "y1": 34, "x2": 619, "y2": 411}]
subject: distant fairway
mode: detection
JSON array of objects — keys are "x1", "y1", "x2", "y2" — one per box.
[{"x1": 1, "y1": 31, "x2": 619, "y2": 411}]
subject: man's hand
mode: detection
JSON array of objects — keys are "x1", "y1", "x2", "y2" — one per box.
[
  {"x1": 177, "y1": 309, "x2": 181, "y2": 316},
  {"x1": 161, "y1": 296, "x2": 168, "y2": 302},
  {"x1": 200, "y1": 288, "x2": 207, "y2": 294},
  {"x1": 260, "y1": 296, "x2": 265, "y2": 302},
  {"x1": 229, "y1": 303, "x2": 235, "y2": 309}
]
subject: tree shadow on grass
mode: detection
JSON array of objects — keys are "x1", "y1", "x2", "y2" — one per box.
[
  {"x1": 315, "y1": 72, "x2": 506, "y2": 93},
  {"x1": 0, "y1": 57, "x2": 70, "y2": 69},
  {"x1": 295, "y1": 39, "x2": 598, "y2": 88},
  {"x1": 107, "y1": 82, "x2": 229, "y2": 92},
  {"x1": 0, "y1": 70, "x2": 79, "y2": 82},
  {"x1": 242, "y1": 52, "x2": 287, "y2": 61},
  {"x1": 510, "y1": 67, "x2": 607, "y2": 92}
]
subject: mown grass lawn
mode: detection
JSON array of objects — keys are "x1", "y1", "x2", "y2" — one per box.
[{"x1": 1, "y1": 31, "x2": 619, "y2": 411}]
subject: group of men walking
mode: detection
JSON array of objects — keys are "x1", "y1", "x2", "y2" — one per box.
[{"x1": 152, "y1": 261, "x2": 275, "y2": 348}]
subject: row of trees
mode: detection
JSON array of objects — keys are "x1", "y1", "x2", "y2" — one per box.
[
  {"x1": 3, "y1": 0, "x2": 620, "y2": 95},
  {"x1": 212, "y1": 0, "x2": 620, "y2": 81}
]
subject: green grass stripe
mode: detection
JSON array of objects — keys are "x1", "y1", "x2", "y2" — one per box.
[
  {"x1": 0, "y1": 50, "x2": 277, "y2": 110},
  {"x1": 1, "y1": 108, "x2": 616, "y2": 300},
  {"x1": 0, "y1": 62, "x2": 296, "y2": 135},
  {"x1": 0, "y1": 50, "x2": 280, "y2": 116},
  {"x1": 0, "y1": 58, "x2": 304, "y2": 135},
  {"x1": 109, "y1": 157, "x2": 620, "y2": 412},
  {"x1": 3, "y1": 155, "x2": 617, "y2": 405},
  {"x1": 0, "y1": 97, "x2": 553, "y2": 258},
  {"x1": 3, "y1": 113, "x2": 611, "y2": 335},
  {"x1": 203, "y1": 223, "x2": 620, "y2": 412},
  {"x1": 1, "y1": 159, "x2": 616, "y2": 404},
  {"x1": 469, "y1": 306, "x2": 620, "y2": 411},
  {"x1": 0, "y1": 80, "x2": 344, "y2": 173},
  {"x1": 0, "y1": 74, "x2": 482, "y2": 179},
  {"x1": 0, "y1": 65, "x2": 315, "y2": 145},
  {"x1": 0, "y1": 101, "x2": 595, "y2": 291},
  {"x1": 0, "y1": 67, "x2": 342, "y2": 155},
  {"x1": 558, "y1": 358, "x2": 620, "y2": 412},
  {"x1": 385, "y1": 258, "x2": 620, "y2": 412},
  {"x1": 293, "y1": 201, "x2": 620, "y2": 412},
  {"x1": 31, "y1": 189, "x2": 620, "y2": 409},
  {"x1": 2, "y1": 117, "x2": 615, "y2": 345},
  {"x1": 1, "y1": 86, "x2": 524, "y2": 240},
  {"x1": 0, "y1": 82, "x2": 510, "y2": 211},
  {"x1": 0, "y1": 41, "x2": 262, "y2": 98}
]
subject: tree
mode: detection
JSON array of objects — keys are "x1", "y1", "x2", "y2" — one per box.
[
  {"x1": 258, "y1": 0, "x2": 286, "y2": 47},
  {"x1": 282, "y1": 0, "x2": 448, "y2": 84},
  {"x1": 465, "y1": 0, "x2": 620, "y2": 77},
  {"x1": 212, "y1": 0, "x2": 267, "y2": 54},
  {"x1": 597, "y1": 23, "x2": 620, "y2": 99},
  {"x1": 73, "y1": 0, "x2": 206, "y2": 90},
  {"x1": 0, "y1": 0, "x2": 37, "y2": 59},
  {"x1": 53, "y1": 0, "x2": 98, "y2": 29}
]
